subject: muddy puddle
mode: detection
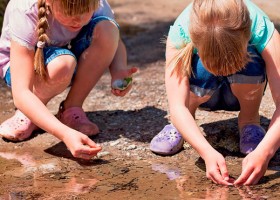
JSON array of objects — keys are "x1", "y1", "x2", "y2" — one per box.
[{"x1": 0, "y1": 146, "x2": 280, "y2": 200}]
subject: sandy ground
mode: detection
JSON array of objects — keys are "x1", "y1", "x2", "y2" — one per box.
[{"x1": 0, "y1": 0, "x2": 280, "y2": 199}]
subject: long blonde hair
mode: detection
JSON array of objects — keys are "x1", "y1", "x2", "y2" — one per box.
[
  {"x1": 34, "y1": 0, "x2": 99, "y2": 79},
  {"x1": 171, "y1": 0, "x2": 251, "y2": 78}
]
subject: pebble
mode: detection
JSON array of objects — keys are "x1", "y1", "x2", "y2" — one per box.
[
  {"x1": 97, "y1": 151, "x2": 110, "y2": 158},
  {"x1": 126, "y1": 145, "x2": 137, "y2": 150},
  {"x1": 110, "y1": 141, "x2": 120, "y2": 146}
]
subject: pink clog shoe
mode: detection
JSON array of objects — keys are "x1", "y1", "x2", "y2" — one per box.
[
  {"x1": 57, "y1": 102, "x2": 99, "y2": 136},
  {"x1": 0, "y1": 110, "x2": 38, "y2": 141}
]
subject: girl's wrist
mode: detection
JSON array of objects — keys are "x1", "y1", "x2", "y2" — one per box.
[
  {"x1": 255, "y1": 144, "x2": 276, "y2": 160},
  {"x1": 197, "y1": 144, "x2": 218, "y2": 160},
  {"x1": 47, "y1": 123, "x2": 72, "y2": 141}
]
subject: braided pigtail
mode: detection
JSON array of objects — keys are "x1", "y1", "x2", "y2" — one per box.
[{"x1": 34, "y1": 0, "x2": 49, "y2": 80}]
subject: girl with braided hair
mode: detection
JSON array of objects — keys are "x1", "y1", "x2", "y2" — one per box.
[
  {"x1": 150, "y1": 0, "x2": 280, "y2": 185},
  {"x1": 0, "y1": 0, "x2": 137, "y2": 160}
]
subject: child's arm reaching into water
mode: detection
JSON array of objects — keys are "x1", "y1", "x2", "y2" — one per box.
[
  {"x1": 235, "y1": 30, "x2": 280, "y2": 185},
  {"x1": 10, "y1": 40, "x2": 102, "y2": 160},
  {"x1": 165, "y1": 38, "x2": 232, "y2": 186},
  {"x1": 109, "y1": 38, "x2": 138, "y2": 96}
]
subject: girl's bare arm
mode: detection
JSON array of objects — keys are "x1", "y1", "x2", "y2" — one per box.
[{"x1": 165, "y1": 38, "x2": 231, "y2": 185}]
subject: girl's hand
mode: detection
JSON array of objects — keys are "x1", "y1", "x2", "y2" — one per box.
[
  {"x1": 204, "y1": 150, "x2": 233, "y2": 185},
  {"x1": 63, "y1": 130, "x2": 102, "y2": 160},
  {"x1": 111, "y1": 66, "x2": 138, "y2": 96},
  {"x1": 234, "y1": 149, "x2": 269, "y2": 185}
]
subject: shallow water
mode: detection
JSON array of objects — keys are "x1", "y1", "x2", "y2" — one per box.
[{"x1": 0, "y1": 147, "x2": 280, "y2": 200}]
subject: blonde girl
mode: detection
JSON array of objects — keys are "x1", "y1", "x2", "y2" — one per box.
[
  {"x1": 0, "y1": 0, "x2": 137, "y2": 159},
  {"x1": 150, "y1": 0, "x2": 280, "y2": 185}
]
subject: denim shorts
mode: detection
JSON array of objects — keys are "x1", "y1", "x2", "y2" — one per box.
[
  {"x1": 4, "y1": 16, "x2": 118, "y2": 87},
  {"x1": 191, "y1": 46, "x2": 266, "y2": 111}
]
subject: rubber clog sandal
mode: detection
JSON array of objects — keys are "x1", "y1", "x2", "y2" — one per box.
[
  {"x1": 150, "y1": 124, "x2": 184, "y2": 156},
  {"x1": 239, "y1": 124, "x2": 265, "y2": 155},
  {"x1": 0, "y1": 110, "x2": 37, "y2": 141},
  {"x1": 57, "y1": 102, "x2": 99, "y2": 136}
]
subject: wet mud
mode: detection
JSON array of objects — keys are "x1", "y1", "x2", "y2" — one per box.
[
  {"x1": 1, "y1": 144, "x2": 280, "y2": 199},
  {"x1": 1, "y1": 0, "x2": 280, "y2": 199}
]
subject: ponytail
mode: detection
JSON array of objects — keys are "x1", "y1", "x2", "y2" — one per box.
[
  {"x1": 34, "y1": 0, "x2": 49, "y2": 80},
  {"x1": 170, "y1": 42, "x2": 194, "y2": 79}
]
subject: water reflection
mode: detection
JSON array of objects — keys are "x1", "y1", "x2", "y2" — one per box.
[
  {"x1": 0, "y1": 151, "x2": 98, "y2": 197},
  {"x1": 151, "y1": 163, "x2": 181, "y2": 180},
  {"x1": 177, "y1": 181, "x2": 269, "y2": 200},
  {"x1": 151, "y1": 162, "x2": 270, "y2": 200},
  {"x1": 0, "y1": 152, "x2": 277, "y2": 199}
]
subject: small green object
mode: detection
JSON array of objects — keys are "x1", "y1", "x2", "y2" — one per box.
[{"x1": 112, "y1": 77, "x2": 133, "y2": 90}]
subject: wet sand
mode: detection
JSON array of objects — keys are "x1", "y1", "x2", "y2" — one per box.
[{"x1": 0, "y1": 0, "x2": 280, "y2": 199}]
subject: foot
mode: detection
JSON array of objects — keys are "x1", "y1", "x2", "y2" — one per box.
[
  {"x1": 0, "y1": 110, "x2": 37, "y2": 141},
  {"x1": 150, "y1": 124, "x2": 184, "y2": 155},
  {"x1": 239, "y1": 124, "x2": 265, "y2": 155},
  {"x1": 57, "y1": 102, "x2": 99, "y2": 136}
]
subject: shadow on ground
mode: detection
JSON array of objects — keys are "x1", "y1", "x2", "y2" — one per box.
[{"x1": 86, "y1": 106, "x2": 168, "y2": 143}]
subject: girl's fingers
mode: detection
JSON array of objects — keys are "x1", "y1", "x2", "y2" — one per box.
[
  {"x1": 244, "y1": 171, "x2": 263, "y2": 185},
  {"x1": 76, "y1": 146, "x2": 101, "y2": 160},
  {"x1": 80, "y1": 137, "x2": 102, "y2": 155},
  {"x1": 218, "y1": 161, "x2": 229, "y2": 181},
  {"x1": 234, "y1": 166, "x2": 254, "y2": 185},
  {"x1": 83, "y1": 137, "x2": 101, "y2": 149},
  {"x1": 123, "y1": 66, "x2": 138, "y2": 78},
  {"x1": 129, "y1": 66, "x2": 138, "y2": 75},
  {"x1": 111, "y1": 83, "x2": 132, "y2": 96},
  {"x1": 209, "y1": 166, "x2": 232, "y2": 185},
  {"x1": 213, "y1": 174, "x2": 233, "y2": 185}
]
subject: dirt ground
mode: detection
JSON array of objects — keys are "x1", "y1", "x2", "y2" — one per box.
[{"x1": 0, "y1": 0, "x2": 280, "y2": 199}]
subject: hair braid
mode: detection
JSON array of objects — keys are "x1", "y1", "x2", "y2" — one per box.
[{"x1": 34, "y1": 0, "x2": 49, "y2": 80}]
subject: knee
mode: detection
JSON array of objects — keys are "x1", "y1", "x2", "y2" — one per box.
[
  {"x1": 92, "y1": 20, "x2": 119, "y2": 48},
  {"x1": 190, "y1": 91, "x2": 211, "y2": 105},
  {"x1": 231, "y1": 83, "x2": 265, "y2": 101},
  {"x1": 47, "y1": 55, "x2": 76, "y2": 84}
]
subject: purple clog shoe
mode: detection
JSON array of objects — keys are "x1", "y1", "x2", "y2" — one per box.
[
  {"x1": 150, "y1": 124, "x2": 184, "y2": 156},
  {"x1": 239, "y1": 124, "x2": 266, "y2": 155}
]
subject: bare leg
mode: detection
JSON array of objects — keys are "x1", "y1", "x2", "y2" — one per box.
[
  {"x1": 33, "y1": 55, "x2": 76, "y2": 104},
  {"x1": 64, "y1": 21, "x2": 120, "y2": 109},
  {"x1": 230, "y1": 83, "x2": 265, "y2": 130},
  {"x1": 188, "y1": 91, "x2": 211, "y2": 118}
]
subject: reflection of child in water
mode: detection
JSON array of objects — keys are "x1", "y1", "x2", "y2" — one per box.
[
  {"x1": 151, "y1": 163, "x2": 263, "y2": 199},
  {"x1": 177, "y1": 177, "x2": 265, "y2": 200},
  {"x1": 150, "y1": 0, "x2": 280, "y2": 186},
  {"x1": 0, "y1": 151, "x2": 98, "y2": 196}
]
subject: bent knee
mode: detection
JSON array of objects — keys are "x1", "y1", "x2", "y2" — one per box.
[
  {"x1": 190, "y1": 91, "x2": 211, "y2": 104},
  {"x1": 231, "y1": 83, "x2": 265, "y2": 101},
  {"x1": 93, "y1": 20, "x2": 119, "y2": 45},
  {"x1": 46, "y1": 54, "x2": 76, "y2": 82}
]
